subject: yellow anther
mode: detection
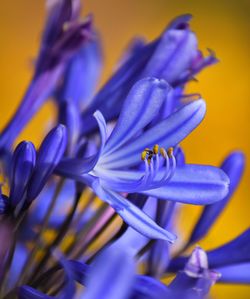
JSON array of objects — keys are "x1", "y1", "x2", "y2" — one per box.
[
  {"x1": 160, "y1": 147, "x2": 167, "y2": 158},
  {"x1": 167, "y1": 147, "x2": 174, "y2": 157},
  {"x1": 147, "y1": 157, "x2": 152, "y2": 164},
  {"x1": 153, "y1": 144, "x2": 159, "y2": 155},
  {"x1": 141, "y1": 150, "x2": 147, "y2": 161}
]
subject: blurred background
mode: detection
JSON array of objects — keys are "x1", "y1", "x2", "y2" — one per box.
[{"x1": 0, "y1": 0, "x2": 249, "y2": 297}]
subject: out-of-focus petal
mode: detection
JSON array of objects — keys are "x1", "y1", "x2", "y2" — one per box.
[
  {"x1": 26, "y1": 125, "x2": 67, "y2": 204},
  {"x1": 188, "y1": 151, "x2": 245, "y2": 245},
  {"x1": 217, "y1": 263, "x2": 250, "y2": 284},
  {"x1": 132, "y1": 275, "x2": 171, "y2": 299},
  {"x1": 58, "y1": 32, "x2": 103, "y2": 109},
  {"x1": 82, "y1": 245, "x2": 135, "y2": 299},
  {"x1": 169, "y1": 247, "x2": 220, "y2": 297},
  {"x1": 169, "y1": 229, "x2": 250, "y2": 272}
]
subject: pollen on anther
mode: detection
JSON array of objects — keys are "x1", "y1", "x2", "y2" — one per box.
[
  {"x1": 153, "y1": 144, "x2": 159, "y2": 154},
  {"x1": 141, "y1": 150, "x2": 147, "y2": 161},
  {"x1": 160, "y1": 147, "x2": 167, "y2": 158},
  {"x1": 167, "y1": 147, "x2": 174, "y2": 157}
]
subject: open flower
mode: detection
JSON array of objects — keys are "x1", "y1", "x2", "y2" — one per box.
[{"x1": 56, "y1": 78, "x2": 229, "y2": 242}]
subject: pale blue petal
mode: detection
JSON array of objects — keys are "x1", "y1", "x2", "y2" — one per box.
[
  {"x1": 103, "y1": 99, "x2": 206, "y2": 168},
  {"x1": 143, "y1": 164, "x2": 229, "y2": 205},
  {"x1": 92, "y1": 180, "x2": 176, "y2": 242},
  {"x1": 102, "y1": 78, "x2": 170, "y2": 155}
]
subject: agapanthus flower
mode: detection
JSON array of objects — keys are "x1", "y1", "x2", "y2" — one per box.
[
  {"x1": 56, "y1": 77, "x2": 229, "y2": 241},
  {"x1": 0, "y1": 0, "x2": 90, "y2": 150},
  {"x1": 0, "y1": 1, "x2": 248, "y2": 299}
]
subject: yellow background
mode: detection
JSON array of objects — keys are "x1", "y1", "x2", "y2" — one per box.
[{"x1": 0, "y1": 0, "x2": 249, "y2": 298}]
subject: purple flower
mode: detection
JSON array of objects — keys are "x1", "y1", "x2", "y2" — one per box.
[
  {"x1": 56, "y1": 78, "x2": 228, "y2": 242},
  {"x1": 0, "y1": 0, "x2": 91, "y2": 150}
]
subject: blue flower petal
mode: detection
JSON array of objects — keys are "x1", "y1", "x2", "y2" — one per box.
[
  {"x1": 18, "y1": 286, "x2": 52, "y2": 299},
  {"x1": 114, "y1": 197, "x2": 157, "y2": 254},
  {"x1": 0, "y1": 4, "x2": 91, "y2": 150},
  {"x1": 216, "y1": 263, "x2": 250, "y2": 284},
  {"x1": 170, "y1": 247, "x2": 220, "y2": 297},
  {"x1": 133, "y1": 275, "x2": 171, "y2": 299},
  {"x1": 92, "y1": 181, "x2": 176, "y2": 242},
  {"x1": 56, "y1": 110, "x2": 107, "y2": 176},
  {"x1": 58, "y1": 101, "x2": 81, "y2": 155},
  {"x1": 143, "y1": 164, "x2": 229, "y2": 205},
  {"x1": 207, "y1": 229, "x2": 250, "y2": 268},
  {"x1": 9, "y1": 141, "x2": 36, "y2": 207},
  {"x1": 188, "y1": 151, "x2": 245, "y2": 244},
  {"x1": 58, "y1": 33, "x2": 103, "y2": 109},
  {"x1": 26, "y1": 125, "x2": 67, "y2": 204},
  {"x1": 104, "y1": 99, "x2": 206, "y2": 168},
  {"x1": 82, "y1": 245, "x2": 135, "y2": 299},
  {"x1": 169, "y1": 229, "x2": 250, "y2": 272},
  {"x1": 102, "y1": 78, "x2": 170, "y2": 155},
  {"x1": 142, "y1": 27, "x2": 198, "y2": 85}
]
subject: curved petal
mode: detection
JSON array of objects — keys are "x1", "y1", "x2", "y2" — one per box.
[
  {"x1": 57, "y1": 32, "x2": 103, "y2": 109},
  {"x1": 103, "y1": 99, "x2": 206, "y2": 168},
  {"x1": 18, "y1": 286, "x2": 52, "y2": 299},
  {"x1": 169, "y1": 229, "x2": 250, "y2": 272},
  {"x1": 115, "y1": 197, "x2": 157, "y2": 254},
  {"x1": 207, "y1": 229, "x2": 250, "y2": 268},
  {"x1": 217, "y1": 263, "x2": 250, "y2": 284},
  {"x1": 102, "y1": 78, "x2": 170, "y2": 156},
  {"x1": 26, "y1": 125, "x2": 67, "y2": 204},
  {"x1": 82, "y1": 246, "x2": 135, "y2": 299},
  {"x1": 56, "y1": 110, "x2": 107, "y2": 176},
  {"x1": 92, "y1": 181, "x2": 177, "y2": 242},
  {"x1": 9, "y1": 141, "x2": 36, "y2": 207},
  {"x1": 188, "y1": 151, "x2": 245, "y2": 244},
  {"x1": 143, "y1": 28, "x2": 198, "y2": 85},
  {"x1": 143, "y1": 164, "x2": 229, "y2": 205},
  {"x1": 133, "y1": 275, "x2": 171, "y2": 299}
]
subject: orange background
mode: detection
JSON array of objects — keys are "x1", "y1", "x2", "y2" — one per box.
[{"x1": 0, "y1": 0, "x2": 249, "y2": 298}]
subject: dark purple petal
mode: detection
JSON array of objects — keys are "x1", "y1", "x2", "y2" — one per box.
[
  {"x1": 0, "y1": 4, "x2": 91, "y2": 150},
  {"x1": 18, "y1": 286, "x2": 52, "y2": 299},
  {"x1": 9, "y1": 141, "x2": 36, "y2": 207},
  {"x1": 0, "y1": 193, "x2": 10, "y2": 215},
  {"x1": 26, "y1": 125, "x2": 67, "y2": 204},
  {"x1": 68, "y1": 260, "x2": 90, "y2": 285}
]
